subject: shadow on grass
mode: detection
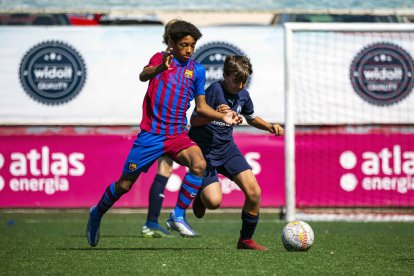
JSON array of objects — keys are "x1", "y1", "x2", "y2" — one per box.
[
  {"x1": 69, "y1": 235, "x2": 201, "y2": 238},
  {"x1": 57, "y1": 247, "x2": 217, "y2": 251},
  {"x1": 397, "y1": 258, "x2": 414, "y2": 263}
]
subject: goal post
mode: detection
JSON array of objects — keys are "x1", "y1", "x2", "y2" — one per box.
[
  {"x1": 284, "y1": 23, "x2": 414, "y2": 221},
  {"x1": 284, "y1": 24, "x2": 296, "y2": 222}
]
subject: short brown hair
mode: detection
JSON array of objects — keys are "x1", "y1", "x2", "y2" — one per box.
[{"x1": 223, "y1": 55, "x2": 253, "y2": 83}]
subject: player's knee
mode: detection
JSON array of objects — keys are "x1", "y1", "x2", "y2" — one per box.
[
  {"x1": 190, "y1": 158, "x2": 207, "y2": 176},
  {"x1": 203, "y1": 194, "x2": 222, "y2": 210},
  {"x1": 201, "y1": 192, "x2": 222, "y2": 210},
  {"x1": 116, "y1": 174, "x2": 138, "y2": 194},
  {"x1": 245, "y1": 185, "x2": 261, "y2": 204},
  {"x1": 158, "y1": 162, "x2": 173, "y2": 177},
  {"x1": 158, "y1": 166, "x2": 173, "y2": 178},
  {"x1": 116, "y1": 180, "x2": 134, "y2": 194},
  {"x1": 165, "y1": 167, "x2": 173, "y2": 177}
]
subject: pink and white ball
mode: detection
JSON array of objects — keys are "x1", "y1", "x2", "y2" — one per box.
[{"x1": 281, "y1": 220, "x2": 314, "y2": 251}]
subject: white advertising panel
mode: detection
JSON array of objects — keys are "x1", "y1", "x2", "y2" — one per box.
[
  {"x1": 290, "y1": 27, "x2": 414, "y2": 124},
  {"x1": 0, "y1": 26, "x2": 284, "y2": 125}
]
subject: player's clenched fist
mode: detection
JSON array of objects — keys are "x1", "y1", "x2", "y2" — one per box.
[{"x1": 271, "y1": 124, "x2": 284, "y2": 136}]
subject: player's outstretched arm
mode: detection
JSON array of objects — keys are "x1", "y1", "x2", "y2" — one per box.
[
  {"x1": 190, "y1": 114, "x2": 212, "y2": 127},
  {"x1": 139, "y1": 48, "x2": 173, "y2": 82},
  {"x1": 191, "y1": 104, "x2": 237, "y2": 127},
  {"x1": 194, "y1": 96, "x2": 238, "y2": 125},
  {"x1": 246, "y1": 116, "x2": 284, "y2": 136}
]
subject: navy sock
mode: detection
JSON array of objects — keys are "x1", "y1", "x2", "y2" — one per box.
[
  {"x1": 93, "y1": 182, "x2": 121, "y2": 218},
  {"x1": 240, "y1": 210, "x2": 259, "y2": 240},
  {"x1": 146, "y1": 174, "x2": 169, "y2": 224}
]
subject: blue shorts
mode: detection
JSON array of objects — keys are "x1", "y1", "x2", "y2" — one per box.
[
  {"x1": 202, "y1": 143, "x2": 251, "y2": 188},
  {"x1": 122, "y1": 130, "x2": 197, "y2": 175}
]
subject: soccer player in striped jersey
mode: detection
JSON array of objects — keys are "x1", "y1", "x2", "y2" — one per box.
[
  {"x1": 86, "y1": 20, "x2": 239, "y2": 246},
  {"x1": 189, "y1": 55, "x2": 284, "y2": 250},
  {"x1": 141, "y1": 19, "x2": 177, "y2": 239}
]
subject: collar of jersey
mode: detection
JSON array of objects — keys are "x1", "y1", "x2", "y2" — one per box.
[{"x1": 173, "y1": 57, "x2": 190, "y2": 67}]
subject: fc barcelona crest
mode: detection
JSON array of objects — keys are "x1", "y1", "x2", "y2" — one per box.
[
  {"x1": 184, "y1": 70, "x2": 194, "y2": 79},
  {"x1": 128, "y1": 163, "x2": 137, "y2": 171}
]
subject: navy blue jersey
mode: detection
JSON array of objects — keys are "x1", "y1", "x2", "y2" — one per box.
[{"x1": 189, "y1": 81, "x2": 255, "y2": 165}]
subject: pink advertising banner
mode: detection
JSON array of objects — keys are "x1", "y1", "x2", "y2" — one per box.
[
  {"x1": 295, "y1": 133, "x2": 414, "y2": 207},
  {"x1": 0, "y1": 130, "x2": 285, "y2": 208},
  {"x1": 1, "y1": 129, "x2": 412, "y2": 208}
]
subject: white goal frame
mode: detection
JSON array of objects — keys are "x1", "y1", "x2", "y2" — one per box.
[{"x1": 284, "y1": 23, "x2": 414, "y2": 221}]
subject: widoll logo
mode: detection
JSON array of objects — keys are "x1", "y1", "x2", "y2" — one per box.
[
  {"x1": 350, "y1": 42, "x2": 414, "y2": 106},
  {"x1": 192, "y1": 41, "x2": 250, "y2": 89},
  {"x1": 339, "y1": 146, "x2": 414, "y2": 193},
  {"x1": 20, "y1": 41, "x2": 87, "y2": 105}
]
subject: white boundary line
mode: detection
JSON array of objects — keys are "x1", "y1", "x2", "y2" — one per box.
[{"x1": 297, "y1": 213, "x2": 414, "y2": 222}]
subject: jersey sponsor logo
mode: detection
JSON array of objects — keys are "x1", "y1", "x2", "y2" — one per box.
[
  {"x1": 350, "y1": 42, "x2": 414, "y2": 106},
  {"x1": 184, "y1": 69, "x2": 194, "y2": 79},
  {"x1": 211, "y1": 120, "x2": 231, "y2": 127},
  {"x1": 19, "y1": 40, "x2": 87, "y2": 105},
  {"x1": 193, "y1": 41, "x2": 250, "y2": 89}
]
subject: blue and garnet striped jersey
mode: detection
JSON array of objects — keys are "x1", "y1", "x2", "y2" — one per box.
[{"x1": 140, "y1": 52, "x2": 206, "y2": 134}]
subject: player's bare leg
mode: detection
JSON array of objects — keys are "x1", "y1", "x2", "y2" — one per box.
[
  {"x1": 193, "y1": 182, "x2": 222, "y2": 218},
  {"x1": 175, "y1": 145, "x2": 206, "y2": 177}
]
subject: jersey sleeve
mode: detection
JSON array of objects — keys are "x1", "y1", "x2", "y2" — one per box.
[
  {"x1": 242, "y1": 91, "x2": 256, "y2": 120},
  {"x1": 145, "y1": 52, "x2": 163, "y2": 68},
  {"x1": 205, "y1": 83, "x2": 218, "y2": 108},
  {"x1": 193, "y1": 63, "x2": 206, "y2": 97},
  {"x1": 192, "y1": 82, "x2": 220, "y2": 116}
]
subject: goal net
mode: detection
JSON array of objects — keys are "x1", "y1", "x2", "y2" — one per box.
[{"x1": 284, "y1": 23, "x2": 414, "y2": 221}]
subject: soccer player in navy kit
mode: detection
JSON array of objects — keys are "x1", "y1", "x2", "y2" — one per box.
[
  {"x1": 189, "y1": 55, "x2": 284, "y2": 250},
  {"x1": 86, "y1": 20, "x2": 239, "y2": 246}
]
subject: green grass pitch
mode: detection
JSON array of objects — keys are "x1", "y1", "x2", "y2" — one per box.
[{"x1": 1, "y1": 210, "x2": 413, "y2": 275}]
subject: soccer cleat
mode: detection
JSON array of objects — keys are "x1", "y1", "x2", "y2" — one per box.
[
  {"x1": 237, "y1": 239, "x2": 269, "y2": 251},
  {"x1": 86, "y1": 206, "x2": 101, "y2": 247},
  {"x1": 166, "y1": 211, "x2": 197, "y2": 237},
  {"x1": 141, "y1": 224, "x2": 171, "y2": 238},
  {"x1": 192, "y1": 192, "x2": 206, "y2": 219}
]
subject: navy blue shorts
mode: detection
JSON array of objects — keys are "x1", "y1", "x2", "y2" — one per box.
[{"x1": 202, "y1": 143, "x2": 251, "y2": 188}]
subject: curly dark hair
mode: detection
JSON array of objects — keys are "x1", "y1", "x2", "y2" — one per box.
[
  {"x1": 162, "y1": 19, "x2": 178, "y2": 45},
  {"x1": 168, "y1": 20, "x2": 202, "y2": 43},
  {"x1": 223, "y1": 55, "x2": 253, "y2": 83}
]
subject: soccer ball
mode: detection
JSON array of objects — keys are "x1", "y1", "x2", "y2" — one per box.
[{"x1": 281, "y1": 220, "x2": 314, "y2": 251}]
